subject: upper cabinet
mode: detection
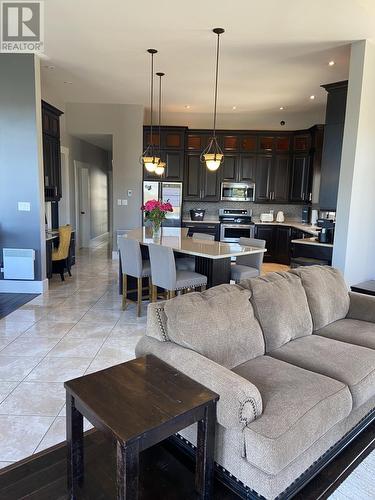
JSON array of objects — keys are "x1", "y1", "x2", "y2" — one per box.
[
  {"x1": 319, "y1": 81, "x2": 348, "y2": 210},
  {"x1": 143, "y1": 126, "x2": 187, "y2": 181},
  {"x1": 42, "y1": 101, "x2": 63, "y2": 201},
  {"x1": 184, "y1": 153, "x2": 220, "y2": 202}
]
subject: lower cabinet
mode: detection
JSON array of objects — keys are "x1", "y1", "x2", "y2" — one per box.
[{"x1": 255, "y1": 225, "x2": 292, "y2": 264}]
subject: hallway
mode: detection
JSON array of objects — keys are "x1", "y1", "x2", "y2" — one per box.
[{"x1": 0, "y1": 242, "x2": 145, "y2": 467}]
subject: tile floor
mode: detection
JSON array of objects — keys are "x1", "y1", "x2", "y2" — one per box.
[
  {"x1": 0, "y1": 241, "x2": 146, "y2": 466},
  {"x1": 0, "y1": 241, "x2": 289, "y2": 468}
]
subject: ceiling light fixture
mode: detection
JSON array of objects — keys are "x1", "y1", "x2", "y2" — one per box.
[
  {"x1": 155, "y1": 72, "x2": 166, "y2": 177},
  {"x1": 279, "y1": 106, "x2": 284, "y2": 110},
  {"x1": 64, "y1": 81, "x2": 73, "y2": 85},
  {"x1": 232, "y1": 106, "x2": 237, "y2": 110},
  {"x1": 141, "y1": 49, "x2": 159, "y2": 173},
  {"x1": 310, "y1": 95, "x2": 315, "y2": 100},
  {"x1": 328, "y1": 60, "x2": 335, "y2": 66},
  {"x1": 201, "y1": 28, "x2": 225, "y2": 172},
  {"x1": 185, "y1": 105, "x2": 191, "y2": 109}
]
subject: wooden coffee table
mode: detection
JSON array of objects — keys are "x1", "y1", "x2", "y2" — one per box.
[
  {"x1": 351, "y1": 280, "x2": 375, "y2": 296},
  {"x1": 64, "y1": 355, "x2": 219, "y2": 500}
]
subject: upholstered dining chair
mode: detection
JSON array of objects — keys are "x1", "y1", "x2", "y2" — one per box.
[
  {"x1": 148, "y1": 243, "x2": 207, "y2": 300},
  {"x1": 175, "y1": 232, "x2": 215, "y2": 272},
  {"x1": 118, "y1": 237, "x2": 152, "y2": 316},
  {"x1": 52, "y1": 225, "x2": 73, "y2": 281},
  {"x1": 230, "y1": 237, "x2": 266, "y2": 283}
]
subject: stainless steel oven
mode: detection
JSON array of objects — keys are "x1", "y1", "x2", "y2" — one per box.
[
  {"x1": 220, "y1": 224, "x2": 255, "y2": 242},
  {"x1": 221, "y1": 182, "x2": 255, "y2": 202},
  {"x1": 219, "y1": 209, "x2": 255, "y2": 243}
]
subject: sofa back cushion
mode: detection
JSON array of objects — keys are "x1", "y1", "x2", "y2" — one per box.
[
  {"x1": 163, "y1": 284, "x2": 265, "y2": 369},
  {"x1": 291, "y1": 266, "x2": 349, "y2": 331},
  {"x1": 242, "y1": 272, "x2": 313, "y2": 352}
]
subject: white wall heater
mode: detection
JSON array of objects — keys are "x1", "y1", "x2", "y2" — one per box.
[{"x1": 2, "y1": 248, "x2": 35, "y2": 280}]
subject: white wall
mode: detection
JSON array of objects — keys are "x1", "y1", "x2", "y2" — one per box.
[{"x1": 333, "y1": 40, "x2": 375, "y2": 284}]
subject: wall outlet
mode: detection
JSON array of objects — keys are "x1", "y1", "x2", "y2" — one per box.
[
  {"x1": 18, "y1": 202, "x2": 31, "y2": 212},
  {"x1": 117, "y1": 199, "x2": 122, "y2": 206},
  {"x1": 122, "y1": 199, "x2": 128, "y2": 206},
  {"x1": 127, "y1": 190, "x2": 133, "y2": 197}
]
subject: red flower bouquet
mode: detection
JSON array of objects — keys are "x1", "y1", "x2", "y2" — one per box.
[{"x1": 141, "y1": 199, "x2": 173, "y2": 238}]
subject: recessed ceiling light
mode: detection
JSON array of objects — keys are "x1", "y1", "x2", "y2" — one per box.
[
  {"x1": 64, "y1": 81, "x2": 73, "y2": 85},
  {"x1": 184, "y1": 105, "x2": 191, "y2": 109},
  {"x1": 279, "y1": 106, "x2": 284, "y2": 110},
  {"x1": 44, "y1": 65, "x2": 55, "y2": 70},
  {"x1": 310, "y1": 95, "x2": 315, "y2": 100},
  {"x1": 232, "y1": 106, "x2": 237, "y2": 110},
  {"x1": 328, "y1": 60, "x2": 335, "y2": 66}
]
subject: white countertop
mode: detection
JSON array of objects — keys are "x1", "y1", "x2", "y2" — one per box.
[
  {"x1": 182, "y1": 219, "x2": 220, "y2": 224},
  {"x1": 291, "y1": 237, "x2": 333, "y2": 248},
  {"x1": 125, "y1": 228, "x2": 266, "y2": 260},
  {"x1": 252, "y1": 220, "x2": 320, "y2": 236}
]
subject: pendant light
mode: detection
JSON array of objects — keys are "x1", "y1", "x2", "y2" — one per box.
[
  {"x1": 201, "y1": 28, "x2": 225, "y2": 171},
  {"x1": 155, "y1": 72, "x2": 166, "y2": 176},
  {"x1": 141, "y1": 49, "x2": 159, "y2": 172}
]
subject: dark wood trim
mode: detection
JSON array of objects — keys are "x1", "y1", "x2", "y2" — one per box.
[{"x1": 169, "y1": 407, "x2": 375, "y2": 500}]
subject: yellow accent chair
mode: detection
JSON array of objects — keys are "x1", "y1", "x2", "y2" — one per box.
[{"x1": 52, "y1": 225, "x2": 73, "y2": 281}]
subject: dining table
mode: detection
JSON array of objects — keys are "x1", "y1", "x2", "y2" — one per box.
[{"x1": 119, "y1": 227, "x2": 266, "y2": 297}]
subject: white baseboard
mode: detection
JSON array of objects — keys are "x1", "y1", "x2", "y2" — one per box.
[{"x1": 0, "y1": 279, "x2": 49, "y2": 294}]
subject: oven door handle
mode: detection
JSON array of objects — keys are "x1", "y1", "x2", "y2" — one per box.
[{"x1": 221, "y1": 224, "x2": 253, "y2": 228}]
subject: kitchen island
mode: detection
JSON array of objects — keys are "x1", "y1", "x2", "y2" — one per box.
[{"x1": 120, "y1": 227, "x2": 266, "y2": 292}]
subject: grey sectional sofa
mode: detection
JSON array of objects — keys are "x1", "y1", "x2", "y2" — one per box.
[{"x1": 135, "y1": 266, "x2": 375, "y2": 499}]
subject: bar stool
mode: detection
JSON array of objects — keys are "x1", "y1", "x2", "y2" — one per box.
[
  {"x1": 52, "y1": 225, "x2": 73, "y2": 281},
  {"x1": 176, "y1": 233, "x2": 215, "y2": 272},
  {"x1": 118, "y1": 237, "x2": 152, "y2": 316},
  {"x1": 230, "y1": 237, "x2": 266, "y2": 283},
  {"x1": 148, "y1": 243, "x2": 207, "y2": 300}
]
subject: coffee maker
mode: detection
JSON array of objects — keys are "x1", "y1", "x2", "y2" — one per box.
[{"x1": 317, "y1": 211, "x2": 335, "y2": 244}]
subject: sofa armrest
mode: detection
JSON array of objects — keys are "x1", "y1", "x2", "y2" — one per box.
[
  {"x1": 347, "y1": 292, "x2": 375, "y2": 323},
  {"x1": 135, "y1": 336, "x2": 263, "y2": 430}
]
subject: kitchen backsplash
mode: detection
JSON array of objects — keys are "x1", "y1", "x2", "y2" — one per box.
[{"x1": 183, "y1": 201, "x2": 305, "y2": 220}]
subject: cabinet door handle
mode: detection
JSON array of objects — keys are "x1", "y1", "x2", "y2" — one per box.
[
  {"x1": 302, "y1": 192, "x2": 305, "y2": 201},
  {"x1": 309, "y1": 192, "x2": 312, "y2": 201}
]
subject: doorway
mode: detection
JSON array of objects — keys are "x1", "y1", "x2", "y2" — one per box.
[{"x1": 74, "y1": 161, "x2": 91, "y2": 248}]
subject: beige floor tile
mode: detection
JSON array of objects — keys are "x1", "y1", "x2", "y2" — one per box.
[
  {"x1": 0, "y1": 357, "x2": 43, "y2": 381},
  {"x1": 0, "y1": 382, "x2": 65, "y2": 416},
  {"x1": 35, "y1": 415, "x2": 93, "y2": 453},
  {"x1": 0, "y1": 319, "x2": 36, "y2": 332},
  {"x1": 64, "y1": 322, "x2": 113, "y2": 340},
  {"x1": 25, "y1": 357, "x2": 92, "y2": 383},
  {"x1": 46, "y1": 307, "x2": 88, "y2": 323},
  {"x1": 110, "y1": 323, "x2": 146, "y2": 337},
  {"x1": 0, "y1": 337, "x2": 59, "y2": 357},
  {"x1": 2, "y1": 309, "x2": 47, "y2": 324},
  {"x1": 0, "y1": 338, "x2": 14, "y2": 351},
  {"x1": 0, "y1": 415, "x2": 54, "y2": 461},
  {"x1": 0, "y1": 381, "x2": 19, "y2": 403},
  {"x1": 81, "y1": 309, "x2": 122, "y2": 325},
  {"x1": 47, "y1": 337, "x2": 104, "y2": 358},
  {"x1": 95, "y1": 339, "x2": 136, "y2": 364},
  {"x1": 22, "y1": 320, "x2": 76, "y2": 339},
  {"x1": 85, "y1": 357, "x2": 122, "y2": 374}
]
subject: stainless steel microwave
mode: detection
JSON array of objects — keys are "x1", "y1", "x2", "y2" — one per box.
[{"x1": 221, "y1": 182, "x2": 255, "y2": 202}]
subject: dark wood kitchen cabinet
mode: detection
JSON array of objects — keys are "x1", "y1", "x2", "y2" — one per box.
[
  {"x1": 184, "y1": 154, "x2": 220, "y2": 201},
  {"x1": 143, "y1": 126, "x2": 186, "y2": 151},
  {"x1": 143, "y1": 150, "x2": 184, "y2": 181},
  {"x1": 255, "y1": 155, "x2": 290, "y2": 203},
  {"x1": 255, "y1": 225, "x2": 291, "y2": 264},
  {"x1": 290, "y1": 155, "x2": 311, "y2": 202},
  {"x1": 42, "y1": 101, "x2": 63, "y2": 201},
  {"x1": 221, "y1": 154, "x2": 256, "y2": 183},
  {"x1": 255, "y1": 156, "x2": 273, "y2": 202}
]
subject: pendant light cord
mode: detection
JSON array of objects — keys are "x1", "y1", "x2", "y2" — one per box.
[
  {"x1": 213, "y1": 31, "x2": 221, "y2": 137},
  {"x1": 158, "y1": 74, "x2": 162, "y2": 156},
  {"x1": 150, "y1": 51, "x2": 154, "y2": 156}
]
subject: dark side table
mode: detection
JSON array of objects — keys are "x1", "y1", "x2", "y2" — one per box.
[
  {"x1": 64, "y1": 355, "x2": 219, "y2": 500},
  {"x1": 351, "y1": 280, "x2": 375, "y2": 296}
]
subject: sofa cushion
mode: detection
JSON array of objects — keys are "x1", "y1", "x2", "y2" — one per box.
[
  {"x1": 270, "y1": 335, "x2": 375, "y2": 408},
  {"x1": 291, "y1": 266, "x2": 350, "y2": 331},
  {"x1": 232, "y1": 355, "x2": 351, "y2": 475},
  {"x1": 316, "y1": 319, "x2": 375, "y2": 350},
  {"x1": 242, "y1": 272, "x2": 313, "y2": 351},
  {"x1": 164, "y1": 284, "x2": 265, "y2": 369}
]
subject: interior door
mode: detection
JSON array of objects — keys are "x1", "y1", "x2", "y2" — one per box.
[{"x1": 78, "y1": 165, "x2": 91, "y2": 248}]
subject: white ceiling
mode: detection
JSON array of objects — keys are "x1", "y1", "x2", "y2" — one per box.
[{"x1": 41, "y1": 0, "x2": 375, "y2": 129}]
